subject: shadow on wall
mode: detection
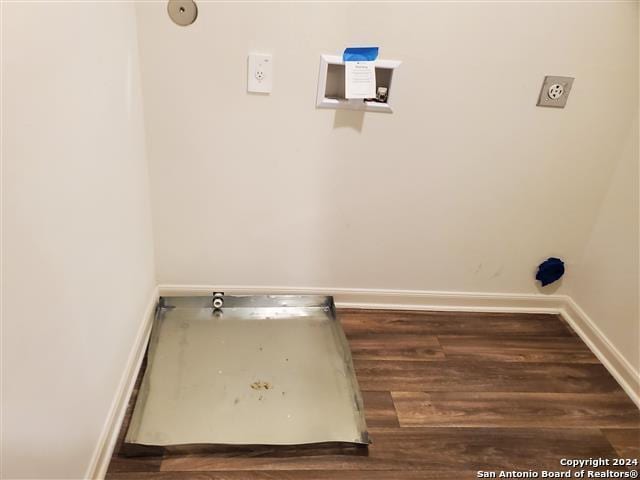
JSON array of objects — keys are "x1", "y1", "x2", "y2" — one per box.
[
  {"x1": 333, "y1": 110, "x2": 365, "y2": 133},
  {"x1": 536, "y1": 276, "x2": 564, "y2": 294}
]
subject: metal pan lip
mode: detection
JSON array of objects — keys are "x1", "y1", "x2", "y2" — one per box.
[{"x1": 161, "y1": 294, "x2": 335, "y2": 310}]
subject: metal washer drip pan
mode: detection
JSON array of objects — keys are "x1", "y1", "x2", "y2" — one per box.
[{"x1": 125, "y1": 295, "x2": 369, "y2": 448}]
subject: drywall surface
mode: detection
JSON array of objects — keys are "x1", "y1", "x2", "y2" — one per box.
[
  {"x1": 1, "y1": 2, "x2": 155, "y2": 478},
  {"x1": 566, "y1": 3, "x2": 639, "y2": 379},
  {"x1": 136, "y1": 2, "x2": 637, "y2": 295},
  {"x1": 566, "y1": 5, "x2": 639, "y2": 378},
  {"x1": 568, "y1": 115, "x2": 639, "y2": 376}
]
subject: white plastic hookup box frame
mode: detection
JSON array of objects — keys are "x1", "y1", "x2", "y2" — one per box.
[{"x1": 316, "y1": 54, "x2": 401, "y2": 113}]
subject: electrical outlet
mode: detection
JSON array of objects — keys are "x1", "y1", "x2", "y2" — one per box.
[
  {"x1": 248, "y1": 53, "x2": 273, "y2": 94},
  {"x1": 537, "y1": 76, "x2": 574, "y2": 108}
]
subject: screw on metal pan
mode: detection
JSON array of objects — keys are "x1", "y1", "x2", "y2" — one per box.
[{"x1": 212, "y1": 292, "x2": 224, "y2": 309}]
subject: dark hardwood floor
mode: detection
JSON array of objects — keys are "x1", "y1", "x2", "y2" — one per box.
[{"x1": 107, "y1": 309, "x2": 640, "y2": 479}]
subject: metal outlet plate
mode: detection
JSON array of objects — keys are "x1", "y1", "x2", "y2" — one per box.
[
  {"x1": 167, "y1": 0, "x2": 198, "y2": 27},
  {"x1": 537, "y1": 76, "x2": 574, "y2": 108}
]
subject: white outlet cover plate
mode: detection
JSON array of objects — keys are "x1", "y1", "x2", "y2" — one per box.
[
  {"x1": 537, "y1": 75, "x2": 574, "y2": 108},
  {"x1": 248, "y1": 53, "x2": 273, "y2": 94}
]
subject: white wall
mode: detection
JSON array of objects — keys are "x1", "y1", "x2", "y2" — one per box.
[
  {"x1": 1, "y1": 2, "x2": 155, "y2": 479},
  {"x1": 136, "y1": 2, "x2": 637, "y2": 296},
  {"x1": 568, "y1": 115, "x2": 639, "y2": 375},
  {"x1": 566, "y1": 5, "x2": 640, "y2": 377}
]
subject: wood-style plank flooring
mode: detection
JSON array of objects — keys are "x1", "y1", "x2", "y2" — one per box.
[{"x1": 107, "y1": 309, "x2": 639, "y2": 479}]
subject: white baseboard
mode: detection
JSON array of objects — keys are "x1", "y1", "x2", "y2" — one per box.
[
  {"x1": 158, "y1": 284, "x2": 567, "y2": 313},
  {"x1": 85, "y1": 287, "x2": 159, "y2": 480},
  {"x1": 560, "y1": 297, "x2": 640, "y2": 409}
]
